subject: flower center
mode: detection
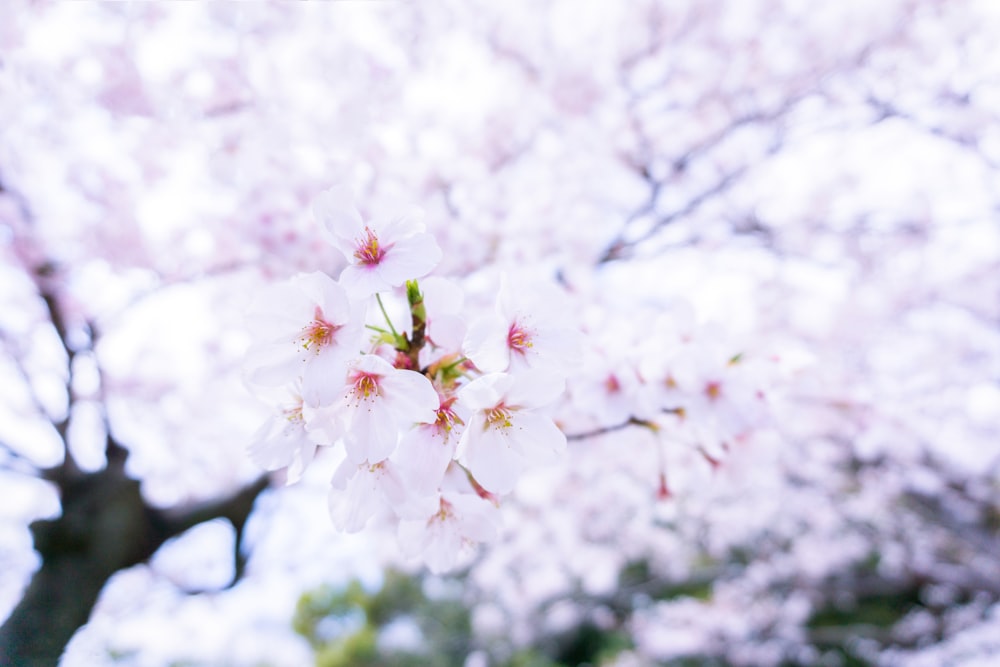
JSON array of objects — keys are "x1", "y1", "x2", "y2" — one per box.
[
  {"x1": 435, "y1": 397, "x2": 462, "y2": 434},
  {"x1": 433, "y1": 497, "x2": 454, "y2": 523},
  {"x1": 507, "y1": 321, "x2": 534, "y2": 355},
  {"x1": 705, "y1": 381, "x2": 722, "y2": 401},
  {"x1": 350, "y1": 371, "x2": 381, "y2": 400},
  {"x1": 353, "y1": 227, "x2": 387, "y2": 266},
  {"x1": 299, "y1": 307, "x2": 340, "y2": 351},
  {"x1": 283, "y1": 405, "x2": 305, "y2": 424},
  {"x1": 485, "y1": 405, "x2": 513, "y2": 431}
]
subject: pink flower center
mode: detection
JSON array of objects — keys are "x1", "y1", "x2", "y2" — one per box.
[
  {"x1": 353, "y1": 227, "x2": 387, "y2": 266},
  {"x1": 299, "y1": 307, "x2": 340, "y2": 351},
  {"x1": 485, "y1": 405, "x2": 513, "y2": 431},
  {"x1": 282, "y1": 405, "x2": 305, "y2": 424},
  {"x1": 705, "y1": 381, "x2": 722, "y2": 401},
  {"x1": 432, "y1": 497, "x2": 454, "y2": 523},
  {"x1": 350, "y1": 371, "x2": 382, "y2": 400},
  {"x1": 507, "y1": 321, "x2": 534, "y2": 355},
  {"x1": 435, "y1": 398, "x2": 462, "y2": 434}
]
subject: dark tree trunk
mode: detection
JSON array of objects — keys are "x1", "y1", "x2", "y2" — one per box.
[{"x1": 0, "y1": 452, "x2": 268, "y2": 667}]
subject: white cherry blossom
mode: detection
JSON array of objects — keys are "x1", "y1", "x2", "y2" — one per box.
[
  {"x1": 328, "y1": 458, "x2": 410, "y2": 533},
  {"x1": 333, "y1": 354, "x2": 440, "y2": 465},
  {"x1": 244, "y1": 271, "x2": 362, "y2": 407},
  {"x1": 457, "y1": 371, "x2": 567, "y2": 494},
  {"x1": 246, "y1": 394, "x2": 315, "y2": 485},
  {"x1": 392, "y1": 395, "x2": 467, "y2": 496},
  {"x1": 397, "y1": 491, "x2": 501, "y2": 574},
  {"x1": 313, "y1": 186, "x2": 442, "y2": 297},
  {"x1": 463, "y1": 276, "x2": 581, "y2": 376}
]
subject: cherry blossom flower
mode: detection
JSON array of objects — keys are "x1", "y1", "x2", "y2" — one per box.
[
  {"x1": 392, "y1": 394, "x2": 467, "y2": 496},
  {"x1": 457, "y1": 371, "x2": 567, "y2": 494},
  {"x1": 244, "y1": 271, "x2": 362, "y2": 407},
  {"x1": 328, "y1": 458, "x2": 411, "y2": 533},
  {"x1": 313, "y1": 186, "x2": 442, "y2": 297},
  {"x1": 246, "y1": 394, "x2": 315, "y2": 485},
  {"x1": 463, "y1": 276, "x2": 581, "y2": 376},
  {"x1": 329, "y1": 354, "x2": 440, "y2": 465},
  {"x1": 397, "y1": 491, "x2": 501, "y2": 574}
]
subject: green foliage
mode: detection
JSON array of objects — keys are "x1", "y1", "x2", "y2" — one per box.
[{"x1": 294, "y1": 570, "x2": 473, "y2": 667}]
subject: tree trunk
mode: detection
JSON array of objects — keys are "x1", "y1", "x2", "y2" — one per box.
[{"x1": 0, "y1": 457, "x2": 267, "y2": 667}]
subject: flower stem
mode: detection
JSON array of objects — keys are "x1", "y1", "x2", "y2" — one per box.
[{"x1": 375, "y1": 293, "x2": 400, "y2": 339}]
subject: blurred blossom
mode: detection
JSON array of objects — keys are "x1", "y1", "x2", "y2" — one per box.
[{"x1": 1, "y1": 1, "x2": 999, "y2": 666}]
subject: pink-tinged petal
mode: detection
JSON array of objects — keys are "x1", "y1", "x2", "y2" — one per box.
[
  {"x1": 300, "y1": 273, "x2": 353, "y2": 326},
  {"x1": 330, "y1": 457, "x2": 356, "y2": 490},
  {"x1": 373, "y1": 232, "x2": 443, "y2": 285},
  {"x1": 463, "y1": 315, "x2": 509, "y2": 373},
  {"x1": 243, "y1": 343, "x2": 303, "y2": 388},
  {"x1": 352, "y1": 353, "x2": 395, "y2": 375},
  {"x1": 506, "y1": 370, "x2": 565, "y2": 409},
  {"x1": 329, "y1": 467, "x2": 379, "y2": 533},
  {"x1": 381, "y1": 370, "x2": 439, "y2": 424},
  {"x1": 375, "y1": 461, "x2": 408, "y2": 507},
  {"x1": 426, "y1": 313, "x2": 466, "y2": 352},
  {"x1": 246, "y1": 287, "x2": 316, "y2": 344},
  {"x1": 313, "y1": 186, "x2": 364, "y2": 244},
  {"x1": 303, "y1": 402, "x2": 346, "y2": 445},
  {"x1": 284, "y1": 442, "x2": 317, "y2": 485},
  {"x1": 460, "y1": 426, "x2": 526, "y2": 494},
  {"x1": 421, "y1": 523, "x2": 464, "y2": 574},
  {"x1": 373, "y1": 214, "x2": 424, "y2": 241},
  {"x1": 247, "y1": 413, "x2": 308, "y2": 472},
  {"x1": 337, "y1": 263, "x2": 386, "y2": 298},
  {"x1": 395, "y1": 425, "x2": 455, "y2": 496},
  {"x1": 301, "y1": 345, "x2": 353, "y2": 407},
  {"x1": 449, "y1": 493, "x2": 500, "y2": 543},
  {"x1": 344, "y1": 402, "x2": 399, "y2": 463},
  {"x1": 457, "y1": 373, "x2": 513, "y2": 411},
  {"x1": 506, "y1": 411, "x2": 567, "y2": 461}
]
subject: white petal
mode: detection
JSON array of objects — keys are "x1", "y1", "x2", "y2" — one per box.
[
  {"x1": 462, "y1": 314, "x2": 509, "y2": 373},
  {"x1": 382, "y1": 370, "x2": 439, "y2": 424},
  {"x1": 374, "y1": 232, "x2": 442, "y2": 285},
  {"x1": 303, "y1": 403, "x2": 346, "y2": 445},
  {"x1": 506, "y1": 411, "x2": 567, "y2": 463},
  {"x1": 344, "y1": 399, "x2": 399, "y2": 463},
  {"x1": 243, "y1": 342, "x2": 303, "y2": 388},
  {"x1": 338, "y1": 263, "x2": 390, "y2": 298},
  {"x1": 506, "y1": 370, "x2": 565, "y2": 409},
  {"x1": 422, "y1": 522, "x2": 464, "y2": 574},
  {"x1": 329, "y1": 465, "x2": 380, "y2": 532},
  {"x1": 313, "y1": 186, "x2": 364, "y2": 242},
  {"x1": 285, "y1": 443, "x2": 317, "y2": 485},
  {"x1": 460, "y1": 427, "x2": 526, "y2": 494},
  {"x1": 302, "y1": 346, "x2": 352, "y2": 407},
  {"x1": 457, "y1": 373, "x2": 512, "y2": 411},
  {"x1": 395, "y1": 425, "x2": 455, "y2": 496},
  {"x1": 247, "y1": 415, "x2": 306, "y2": 471},
  {"x1": 245, "y1": 281, "x2": 315, "y2": 341}
]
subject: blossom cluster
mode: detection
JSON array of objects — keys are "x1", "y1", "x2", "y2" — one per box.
[{"x1": 243, "y1": 187, "x2": 578, "y2": 572}]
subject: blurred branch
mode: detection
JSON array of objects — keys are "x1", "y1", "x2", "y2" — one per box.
[{"x1": 153, "y1": 474, "x2": 270, "y2": 589}]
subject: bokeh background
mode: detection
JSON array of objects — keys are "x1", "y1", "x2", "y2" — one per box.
[{"x1": 1, "y1": 1, "x2": 999, "y2": 665}]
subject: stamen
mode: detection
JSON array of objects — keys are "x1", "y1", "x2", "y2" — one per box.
[
  {"x1": 435, "y1": 397, "x2": 462, "y2": 433},
  {"x1": 485, "y1": 405, "x2": 513, "y2": 431},
  {"x1": 298, "y1": 307, "x2": 339, "y2": 351},
  {"x1": 353, "y1": 227, "x2": 387, "y2": 265},
  {"x1": 507, "y1": 321, "x2": 534, "y2": 354},
  {"x1": 352, "y1": 372, "x2": 380, "y2": 399}
]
